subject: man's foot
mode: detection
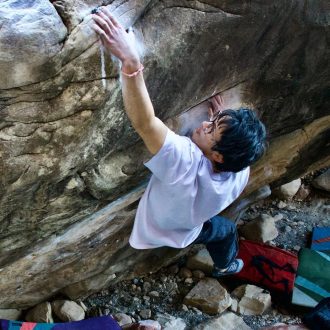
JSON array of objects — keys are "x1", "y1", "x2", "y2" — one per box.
[{"x1": 212, "y1": 259, "x2": 244, "y2": 277}]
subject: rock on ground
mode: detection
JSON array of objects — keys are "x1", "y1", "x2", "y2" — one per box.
[
  {"x1": 239, "y1": 214, "x2": 279, "y2": 242},
  {"x1": 114, "y1": 313, "x2": 133, "y2": 326},
  {"x1": 274, "y1": 179, "x2": 302, "y2": 200},
  {"x1": 183, "y1": 278, "x2": 232, "y2": 315},
  {"x1": 0, "y1": 309, "x2": 22, "y2": 320},
  {"x1": 25, "y1": 302, "x2": 53, "y2": 323},
  {"x1": 186, "y1": 249, "x2": 213, "y2": 274},
  {"x1": 155, "y1": 313, "x2": 186, "y2": 330},
  {"x1": 294, "y1": 184, "x2": 311, "y2": 201},
  {"x1": 312, "y1": 169, "x2": 330, "y2": 192},
  {"x1": 51, "y1": 300, "x2": 85, "y2": 322},
  {"x1": 232, "y1": 284, "x2": 272, "y2": 315},
  {"x1": 122, "y1": 320, "x2": 161, "y2": 330},
  {"x1": 193, "y1": 311, "x2": 251, "y2": 330}
]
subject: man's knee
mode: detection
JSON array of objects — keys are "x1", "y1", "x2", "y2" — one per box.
[{"x1": 210, "y1": 215, "x2": 237, "y2": 238}]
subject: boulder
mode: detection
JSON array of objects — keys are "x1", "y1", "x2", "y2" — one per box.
[
  {"x1": 312, "y1": 169, "x2": 330, "y2": 192},
  {"x1": 274, "y1": 179, "x2": 302, "y2": 200},
  {"x1": 0, "y1": 0, "x2": 329, "y2": 308},
  {"x1": 183, "y1": 278, "x2": 232, "y2": 315},
  {"x1": 193, "y1": 311, "x2": 251, "y2": 330},
  {"x1": 239, "y1": 214, "x2": 279, "y2": 242},
  {"x1": 25, "y1": 302, "x2": 53, "y2": 323},
  {"x1": 232, "y1": 284, "x2": 272, "y2": 315},
  {"x1": 51, "y1": 300, "x2": 85, "y2": 322},
  {"x1": 186, "y1": 249, "x2": 214, "y2": 274}
]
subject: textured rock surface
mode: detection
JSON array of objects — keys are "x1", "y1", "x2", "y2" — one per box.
[
  {"x1": 25, "y1": 302, "x2": 53, "y2": 323},
  {"x1": 0, "y1": 0, "x2": 329, "y2": 308},
  {"x1": 183, "y1": 278, "x2": 232, "y2": 314},
  {"x1": 51, "y1": 300, "x2": 85, "y2": 322},
  {"x1": 232, "y1": 284, "x2": 272, "y2": 316},
  {"x1": 0, "y1": 309, "x2": 22, "y2": 320},
  {"x1": 186, "y1": 248, "x2": 213, "y2": 274},
  {"x1": 273, "y1": 179, "x2": 302, "y2": 200}
]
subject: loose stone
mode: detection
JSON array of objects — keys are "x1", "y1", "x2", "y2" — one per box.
[
  {"x1": 149, "y1": 291, "x2": 160, "y2": 298},
  {"x1": 184, "y1": 278, "x2": 232, "y2": 315},
  {"x1": 178, "y1": 267, "x2": 193, "y2": 278},
  {"x1": 192, "y1": 270, "x2": 205, "y2": 279},
  {"x1": 139, "y1": 308, "x2": 152, "y2": 319}
]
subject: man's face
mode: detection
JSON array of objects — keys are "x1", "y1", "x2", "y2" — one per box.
[{"x1": 191, "y1": 119, "x2": 226, "y2": 161}]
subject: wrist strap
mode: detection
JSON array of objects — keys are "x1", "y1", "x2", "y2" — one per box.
[{"x1": 121, "y1": 64, "x2": 144, "y2": 78}]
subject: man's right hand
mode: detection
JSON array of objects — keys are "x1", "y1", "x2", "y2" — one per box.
[
  {"x1": 92, "y1": 7, "x2": 141, "y2": 74},
  {"x1": 92, "y1": 6, "x2": 168, "y2": 156}
]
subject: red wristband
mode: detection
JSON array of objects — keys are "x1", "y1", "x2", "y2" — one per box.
[{"x1": 121, "y1": 64, "x2": 144, "y2": 78}]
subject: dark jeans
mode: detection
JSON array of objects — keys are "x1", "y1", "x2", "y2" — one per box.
[{"x1": 193, "y1": 215, "x2": 239, "y2": 269}]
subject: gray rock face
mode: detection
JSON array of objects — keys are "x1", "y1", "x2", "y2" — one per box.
[
  {"x1": 0, "y1": 0, "x2": 329, "y2": 308},
  {"x1": 0, "y1": 0, "x2": 67, "y2": 89}
]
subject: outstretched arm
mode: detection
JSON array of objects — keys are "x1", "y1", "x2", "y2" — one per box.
[{"x1": 92, "y1": 7, "x2": 167, "y2": 155}]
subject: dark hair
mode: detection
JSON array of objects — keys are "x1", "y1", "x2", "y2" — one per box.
[{"x1": 211, "y1": 108, "x2": 266, "y2": 173}]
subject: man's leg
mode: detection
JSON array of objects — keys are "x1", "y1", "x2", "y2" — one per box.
[{"x1": 194, "y1": 215, "x2": 243, "y2": 276}]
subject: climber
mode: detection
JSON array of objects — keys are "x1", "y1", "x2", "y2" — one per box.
[{"x1": 92, "y1": 7, "x2": 266, "y2": 277}]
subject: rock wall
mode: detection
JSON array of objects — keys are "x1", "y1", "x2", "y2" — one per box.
[{"x1": 0, "y1": 0, "x2": 329, "y2": 308}]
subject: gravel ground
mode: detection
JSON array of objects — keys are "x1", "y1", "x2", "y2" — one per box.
[{"x1": 84, "y1": 174, "x2": 329, "y2": 329}]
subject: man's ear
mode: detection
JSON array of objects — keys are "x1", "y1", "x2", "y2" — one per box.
[{"x1": 211, "y1": 151, "x2": 224, "y2": 164}]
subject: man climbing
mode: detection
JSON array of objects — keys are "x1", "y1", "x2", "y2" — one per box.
[{"x1": 92, "y1": 7, "x2": 266, "y2": 277}]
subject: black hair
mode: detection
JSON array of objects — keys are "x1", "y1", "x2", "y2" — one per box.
[{"x1": 210, "y1": 108, "x2": 266, "y2": 173}]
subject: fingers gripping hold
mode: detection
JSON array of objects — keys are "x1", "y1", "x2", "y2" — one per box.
[
  {"x1": 98, "y1": 11, "x2": 116, "y2": 31},
  {"x1": 101, "y1": 6, "x2": 121, "y2": 28},
  {"x1": 91, "y1": 6, "x2": 140, "y2": 67},
  {"x1": 93, "y1": 14, "x2": 112, "y2": 37},
  {"x1": 92, "y1": 24, "x2": 111, "y2": 44}
]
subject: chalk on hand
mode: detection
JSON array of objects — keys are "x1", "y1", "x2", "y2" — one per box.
[{"x1": 91, "y1": 7, "x2": 100, "y2": 14}]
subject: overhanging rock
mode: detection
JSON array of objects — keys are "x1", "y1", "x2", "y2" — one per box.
[{"x1": 0, "y1": 0, "x2": 329, "y2": 308}]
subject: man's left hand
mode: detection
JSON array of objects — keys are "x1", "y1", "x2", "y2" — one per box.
[{"x1": 208, "y1": 94, "x2": 226, "y2": 120}]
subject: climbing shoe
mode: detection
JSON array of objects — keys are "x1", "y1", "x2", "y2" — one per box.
[{"x1": 212, "y1": 259, "x2": 244, "y2": 277}]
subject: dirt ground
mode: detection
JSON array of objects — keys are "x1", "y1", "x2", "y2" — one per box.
[{"x1": 84, "y1": 172, "x2": 330, "y2": 329}]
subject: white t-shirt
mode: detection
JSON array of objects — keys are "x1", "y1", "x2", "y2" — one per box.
[{"x1": 129, "y1": 129, "x2": 249, "y2": 249}]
